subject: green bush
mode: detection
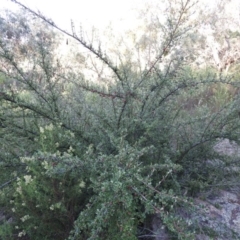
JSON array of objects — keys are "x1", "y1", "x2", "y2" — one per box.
[
  {"x1": 1, "y1": 2, "x2": 240, "y2": 240},
  {"x1": 5, "y1": 152, "x2": 87, "y2": 240}
]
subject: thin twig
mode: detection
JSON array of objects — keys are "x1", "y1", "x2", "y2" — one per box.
[{"x1": 0, "y1": 177, "x2": 17, "y2": 189}]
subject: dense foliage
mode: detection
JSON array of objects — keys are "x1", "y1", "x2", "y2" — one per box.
[{"x1": 1, "y1": 0, "x2": 240, "y2": 239}]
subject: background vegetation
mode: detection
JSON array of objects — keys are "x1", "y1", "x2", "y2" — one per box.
[{"x1": 1, "y1": 0, "x2": 240, "y2": 239}]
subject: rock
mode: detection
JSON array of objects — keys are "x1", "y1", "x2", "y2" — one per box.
[
  {"x1": 214, "y1": 139, "x2": 240, "y2": 156},
  {"x1": 143, "y1": 138, "x2": 240, "y2": 239},
  {"x1": 144, "y1": 190, "x2": 240, "y2": 240},
  {"x1": 194, "y1": 190, "x2": 240, "y2": 239}
]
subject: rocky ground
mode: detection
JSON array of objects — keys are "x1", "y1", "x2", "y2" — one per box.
[{"x1": 148, "y1": 139, "x2": 240, "y2": 240}]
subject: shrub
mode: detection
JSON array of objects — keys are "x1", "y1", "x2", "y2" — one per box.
[
  {"x1": 5, "y1": 151, "x2": 88, "y2": 240},
  {"x1": 1, "y1": 1, "x2": 240, "y2": 239}
]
